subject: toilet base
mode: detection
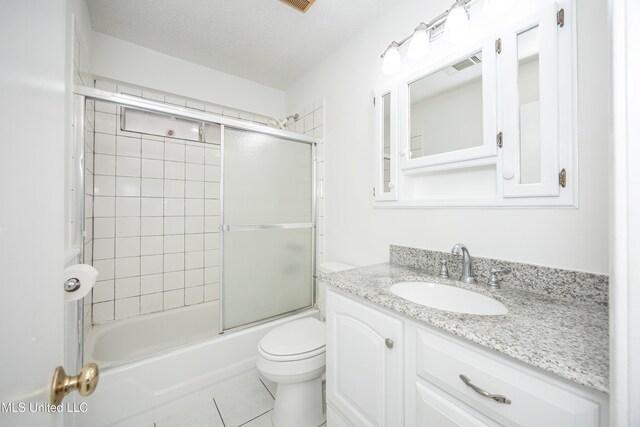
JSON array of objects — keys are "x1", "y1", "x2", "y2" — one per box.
[{"x1": 271, "y1": 377, "x2": 325, "y2": 427}]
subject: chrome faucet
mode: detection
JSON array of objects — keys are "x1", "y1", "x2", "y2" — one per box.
[{"x1": 451, "y1": 243, "x2": 477, "y2": 284}]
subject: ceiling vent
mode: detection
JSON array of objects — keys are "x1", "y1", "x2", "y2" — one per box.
[
  {"x1": 451, "y1": 55, "x2": 482, "y2": 71},
  {"x1": 279, "y1": 0, "x2": 315, "y2": 13}
]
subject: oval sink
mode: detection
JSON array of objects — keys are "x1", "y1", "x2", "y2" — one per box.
[{"x1": 389, "y1": 281, "x2": 508, "y2": 315}]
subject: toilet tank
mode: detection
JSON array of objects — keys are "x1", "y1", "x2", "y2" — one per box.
[{"x1": 316, "y1": 262, "x2": 354, "y2": 319}]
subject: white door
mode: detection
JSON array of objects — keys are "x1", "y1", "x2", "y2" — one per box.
[
  {"x1": 326, "y1": 290, "x2": 404, "y2": 427},
  {"x1": 0, "y1": 1, "x2": 68, "y2": 426}
]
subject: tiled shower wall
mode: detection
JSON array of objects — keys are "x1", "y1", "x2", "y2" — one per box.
[
  {"x1": 89, "y1": 96, "x2": 222, "y2": 324},
  {"x1": 285, "y1": 101, "x2": 326, "y2": 266}
]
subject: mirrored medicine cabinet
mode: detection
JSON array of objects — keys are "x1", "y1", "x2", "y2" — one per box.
[{"x1": 373, "y1": 2, "x2": 575, "y2": 207}]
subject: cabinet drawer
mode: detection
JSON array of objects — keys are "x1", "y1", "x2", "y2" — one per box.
[{"x1": 415, "y1": 328, "x2": 601, "y2": 427}]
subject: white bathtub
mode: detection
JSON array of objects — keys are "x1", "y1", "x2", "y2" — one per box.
[
  {"x1": 77, "y1": 305, "x2": 318, "y2": 426},
  {"x1": 86, "y1": 301, "x2": 221, "y2": 366}
]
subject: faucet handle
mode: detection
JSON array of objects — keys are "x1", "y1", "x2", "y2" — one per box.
[
  {"x1": 487, "y1": 268, "x2": 511, "y2": 289},
  {"x1": 439, "y1": 259, "x2": 449, "y2": 279}
]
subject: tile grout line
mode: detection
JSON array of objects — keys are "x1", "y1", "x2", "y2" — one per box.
[
  {"x1": 259, "y1": 378, "x2": 275, "y2": 400},
  {"x1": 212, "y1": 397, "x2": 226, "y2": 427},
  {"x1": 237, "y1": 409, "x2": 272, "y2": 427}
]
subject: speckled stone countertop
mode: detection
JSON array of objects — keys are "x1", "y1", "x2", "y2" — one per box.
[{"x1": 319, "y1": 263, "x2": 609, "y2": 393}]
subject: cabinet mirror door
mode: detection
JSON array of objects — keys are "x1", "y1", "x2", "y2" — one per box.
[
  {"x1": 374, "y1": 86, "x2": 398, "y2": 201},
  {"x1": 502, "y1": 5, "x2": 562, "y2": 198}
]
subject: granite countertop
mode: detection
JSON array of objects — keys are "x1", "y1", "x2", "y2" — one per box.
[{"x1": 319, "y1": 262, "x2": 609, "y2": 393}]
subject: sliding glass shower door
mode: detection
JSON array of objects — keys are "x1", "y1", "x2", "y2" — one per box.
[{"x1": 221, "y1": 128, "x2": 314, "y2": 331}]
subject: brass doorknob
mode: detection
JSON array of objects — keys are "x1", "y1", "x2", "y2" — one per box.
[{"x1": 50, "y1": 363, "x2": 99, "y2": 405}]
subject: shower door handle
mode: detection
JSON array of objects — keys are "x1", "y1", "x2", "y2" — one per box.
[{"x1": 50, "y1": 363, "x2": 99, "y2": 405}]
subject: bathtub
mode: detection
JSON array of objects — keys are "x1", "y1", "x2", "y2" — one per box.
[{"x1": 77, "y1": 304, "x2": 318, "y2": 426}]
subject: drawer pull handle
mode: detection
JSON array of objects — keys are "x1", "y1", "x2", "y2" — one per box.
[{"x1": 459, "y1": 374, "x2": 511, "y2": 404}]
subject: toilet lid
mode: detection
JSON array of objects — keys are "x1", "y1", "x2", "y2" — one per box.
[{"x1": 260, "y1": 318, "x2": 325, "y2": 358}]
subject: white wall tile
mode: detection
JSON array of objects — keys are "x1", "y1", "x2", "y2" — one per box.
[
  {"x1": 141, "y1": 178, "x2": 163, "y2": 197},
  {"x1": 115, "y1": 256, "x2": 140, "y2": 278},
  {"x1": 94, "y1": 218, "x2": 115, "y2": 238},
  {"x1": 116, "y1": 217, "x2": 140, "y2": 237},
  {"x1": 163, "y1": 290, "x2": 184, "y2": 309},
  {"x1": 116, "y1": 197, "x2": 140, "y2": 217},
  {"x1": 185, "y1": 286, "x2": 204, "y2": 305},
  {"x1": 204, "y1": 283, "x2": 220, "y2": 301},
  {"x1": 93, "y1": 259, "x2": 115, "y2": 281},
  {"x1": 204, "y1": 216, "x2": 220, "y2": 233},
  {"x1": 185, "y1": 269, "x2": 204, "y2": 287},
  {"x1": 164, "y1": 253, "x2": 184, "y2": 272},
  {"x1": 116, "y1": 176, "x2": 141, "y2": 196},
  {"x1": 204, "y1": 148, "x2": 221, "y2": 165},
  {"x1": 164, "y1": 198, "x2": 185, "y2": 216},
  {"x1": 140, "y1": 293, "x2": 163, "y2": 314},
  {"x1": 186, "y1": 216, "x2": 204, "y2": 234},
  {"x1": 142, "y1": 139, "x2": 164, "y2": 160},
  {"x1": 93, "y1": 238, "x2": 115, "y2": 260},
  {"x1": 94, "y1": 196, "x2": 115, "y2": 217},
  {"x1": 204, "y1": 266, "x2": 220, "y2": 284},
  {"x1": 93, "y1": 280, "x2": 114, "y2": 303},
  {"x1": 185, "y1": 181, "x2": 204, "y2": 199},
  {"x1": 95, "y1": 133, "x2": 116, "y2": 155},
  {"x1": 141, "y1": 217, "x2": 163, "y2": 236},
  {"x1": 141, "y1": 198, "x2": 163, "y2": 216},
  {"x1": 115, "y1": 276, "x2": 140, "y2": 298},
  {"x1": 185, "y1": 251, "x2": 204, "y2": 270},
  {"x1": 141, "y1": 274, "x2": 163, "y2": 294},
  {"x1": 142, "y1": 158, "x2": 164, "y2": 178},
  {"x1": 141, "y1": 236, "x2": 163, "y2": 256},
  {"x1": 164, "y1": 235, "x2": 185, "y2": 253},
  {"x1": 185, "y1": 234, "x2": 204, "y2": 252},
  {"x1": 95, "y1": 154, "x2": 116, "y2": 175},
  {"x1": 164, "y1": 217, "x2": 184, "y2": 235},
  {"x1": 116, "y1": 236, "x2": 140, "y2": 258},
  {"x1": 141, "y1": 254, "x2": 163, "y2": 275},
  {"x1": 165, "y1": 161, "x2": 185, "y2": 180},
  {"x1": 204, "y1": 233, "x2": 220, "y2": 250},
  {"x1": 186, "y1": 163, "x2": 204, "y2": 181},
  {"x1": 164, "y1": 179, "x2": 185, "y2": 198},
  {"x1": 163, "y1": 271, "x2": 184, "y2": 290},
  {"x1": 115, "y1": 297, "x2": 140, "y2": 320},
  {"x1": 204, "y1": 250, "x2": 219, "y2": 267},
  {"x1": 204, "y1": 199, "x2": 220, "y2": 216},
  {"x1": 94, "y1": 112, "x2": 117, "y2": 134},
  {"x1": 186, "y1": 145, "x2": 204, "y2": 164},
  {"x1": 117, "y1": 136, "x2": 141, "y2": 158},
  {"x1": 204, "y1": 165, "x2": 220, "y2": 182},
  {"x1": 186, "y1": 199, "x2": 204, "y2": 216},
  {"x1": 93, "y1": 301, "x2": 114, "y2": 323},
  {"x1": 94, "y1": 175, "x2": 116, "y2": 196},
  {"x1": 165, "y1": 143, "x2": 185, "y2": 162},
  {"x1": 116, "y1": 157, "x2": 141, "y2": 178},
  {"x1": 204, "y1": 182, "x2": 220, "y2": 199}
]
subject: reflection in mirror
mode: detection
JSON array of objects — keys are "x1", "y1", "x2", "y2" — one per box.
[
  {"x1": 517, "y1": 25, "x2": 541, "y2": 184},
  {"x1": 409, "y1": 52, "x2": 483, "y2": 159},
  {"x1": 383, "y1": 93, "x2": 391, "y2": 192}
]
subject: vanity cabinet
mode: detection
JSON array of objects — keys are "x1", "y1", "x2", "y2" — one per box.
[
  {"x1": 326, "y1": 289, "x2": 404, "y2": 426},
  {"x1": 326, "y1": 289, "x2": 608, "y2": 426}
]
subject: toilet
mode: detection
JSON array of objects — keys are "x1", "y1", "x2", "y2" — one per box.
[{"x1": 257, "y1": 262, "x2": 354, "y2": 427}]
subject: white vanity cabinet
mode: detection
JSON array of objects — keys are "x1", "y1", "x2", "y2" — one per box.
[
  {"x1": 326, "y1": 289, "x2": 404, "y2": 426},
  {"x1": 326, "y1": 289, "x2": 609, "y2": 427}
]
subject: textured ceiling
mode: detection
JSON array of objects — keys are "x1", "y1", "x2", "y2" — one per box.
[{"x1": 86, "y1": 0, "x2": 388, "y2": 90}]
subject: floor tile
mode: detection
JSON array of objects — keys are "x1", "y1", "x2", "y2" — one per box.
[
  {"x1": 213, "y1": 375, "x2": 274, "y2": 426},
  {"x1": 259, "y1": 377, "x2": 277, "y2": 399},
  {"x1": 239, "y1": 410, "x2": 273, "y2": 427},
  {"x1": 155, "y1": 400, "x2": 224, "y2": 427}
]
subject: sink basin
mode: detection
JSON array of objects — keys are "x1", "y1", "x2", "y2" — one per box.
[{"x1": 389, "y1": 282, "x2": 508, "y2": 315}]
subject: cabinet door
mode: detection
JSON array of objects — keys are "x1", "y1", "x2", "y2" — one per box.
[{"x1": 326, "y1": 290, "x2": 403, "y2": 427}]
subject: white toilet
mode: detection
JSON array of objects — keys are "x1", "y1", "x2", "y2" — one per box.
[{"x1": 257, "y1": 262, "x2": 353, "y2": 427}]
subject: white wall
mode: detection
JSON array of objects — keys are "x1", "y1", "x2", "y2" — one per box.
[
  {"x1": 285, "y1": 0, "x2": 609, "y2": 274},
  {"x1": 91, "y1": 32, "x2": 285, "y2": 118}
]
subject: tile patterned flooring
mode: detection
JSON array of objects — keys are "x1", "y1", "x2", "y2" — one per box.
[{"x1": 154, "y1": 372, "x2": 326, "y2": 427}]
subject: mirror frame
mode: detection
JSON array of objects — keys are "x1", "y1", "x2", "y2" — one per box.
[{"x1": 398, "y1": 37, "x2": 498, "y2": 171}]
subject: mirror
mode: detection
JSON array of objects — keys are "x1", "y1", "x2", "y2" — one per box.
[
  {"x1": 408, "y1": 52, "x2": 484, "y2": 159},
  {"x1": 382, "y1": 92, "x2": 391, "y2": 192},
  {"x1": 517, "y1": 25, "x2": 541, "y2": 184}
]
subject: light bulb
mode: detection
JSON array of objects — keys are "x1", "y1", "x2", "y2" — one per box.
[
  {"x1": 407, "y1": 24, "x2": 430, "y2": 60},
  {"x1": 444, "y1": 1, "x2": 470, "y2": 43},
  {"x1": 483, "y1": 0, "x2": 514, "y2": 17},
  {"x1": 381, "y1": 43, "x2": 401, "y2": 75}
]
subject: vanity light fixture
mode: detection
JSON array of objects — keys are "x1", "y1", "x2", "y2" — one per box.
[
  {"x1": 407, "y1": 23, "x2": 430, "y2": 60},
  {"x1": 379, "y1": 0, "x2": 474, "y2": 74},
  {"x1": 382, "y1": 42, "x2": 402, "y2": 75}
]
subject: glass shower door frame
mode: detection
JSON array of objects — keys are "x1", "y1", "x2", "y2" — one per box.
[{"x1": 219, "y1": 124, "x2": 317, "y2": 333}]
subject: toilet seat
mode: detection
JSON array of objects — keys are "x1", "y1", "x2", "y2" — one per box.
[{"x1": 258, "y1": 317, "x2": 325, "y2": 362}]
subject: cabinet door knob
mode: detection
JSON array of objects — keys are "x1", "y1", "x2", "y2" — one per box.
[{"x1": 385, "y1": 338, "x2": 394, "y2": 349}]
